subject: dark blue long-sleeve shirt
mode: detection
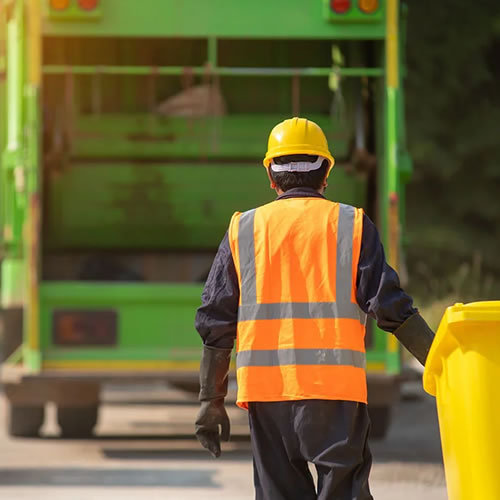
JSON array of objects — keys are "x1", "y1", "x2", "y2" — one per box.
[{"x1": 195, "y1": 188, "x2": 417, "y2": 348}]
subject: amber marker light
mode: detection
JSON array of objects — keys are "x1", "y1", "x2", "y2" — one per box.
[
  {"x1": 50, "y1": 0, "x2": 70, "y2": 10},
  {"x1": 358, "y1": 0, "x2": 379, "y2": 14}
]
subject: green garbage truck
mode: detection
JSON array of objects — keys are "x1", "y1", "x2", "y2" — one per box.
[{"x1": 0, "y1": 0, "x2": 412, "y2": 438}]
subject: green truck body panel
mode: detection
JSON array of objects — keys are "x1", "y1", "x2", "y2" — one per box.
[
  {"x1": 46, "y1": 163, "x2": 364, "y2": 250},
  {"x1": 42, "y1": 0, "x2": 386, "y2": 39},
  {"x1": 40, "y1": 282, "x2": 203, "y2": 363},
  {"x1": 1, "y1": 0, "x2": 410, "y2": 387}
]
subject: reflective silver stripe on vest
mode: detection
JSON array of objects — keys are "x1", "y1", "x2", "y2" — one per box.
[
  {"x1": 238, "y1": 209, "x2": 257, "y2": 305},
  {"x1": 236, "y1": 348, "x2": 366, "y2": 369},
  {"x1": 238, "y1": 301, "x2": 361, "y2": 322},
  {"x1": 336, "y1": 204, "x2": 355, "y2": 305},
  {"x1": 236, "y1": 203, "x2": 364, "y2": 322}
]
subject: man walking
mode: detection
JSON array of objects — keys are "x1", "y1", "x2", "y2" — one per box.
[{"x1": 194, "y1": 117, "x2": 435, "y2": 500}]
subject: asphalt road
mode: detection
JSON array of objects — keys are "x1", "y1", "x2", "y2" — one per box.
[{"x1": 0, "y1": 382, "x2": 447, "y2": 499}]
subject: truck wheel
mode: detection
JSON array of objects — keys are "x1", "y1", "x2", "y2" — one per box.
[
  {"x1": 57, "y1": 405, "x2": 98, "y2": 438},
  {"x1": 8, "y1": 405, "x2": 45, "y2": 437},
  {"x1": 368, "y1": 405, "x2": 391, "y2": 440}
]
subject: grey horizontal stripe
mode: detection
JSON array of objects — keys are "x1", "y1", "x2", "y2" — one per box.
[
  {"x1": 238, "y1": 301, "x2": 362, "y2": 322},
  {"x1": 236, "y1": 348, "x2": 366, "y2": 369}
]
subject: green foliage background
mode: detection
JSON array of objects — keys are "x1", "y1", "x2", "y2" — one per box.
[{"x1": 404, "y1": 0, "x2": 500, "y2": 309}]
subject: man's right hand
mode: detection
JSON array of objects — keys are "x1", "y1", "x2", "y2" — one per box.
[{"x1": 195, "y1": 399, "x2": 230, "y2": 458}]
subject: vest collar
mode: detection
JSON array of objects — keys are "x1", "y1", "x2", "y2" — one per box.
[{"x1": 276, "y1": 187, "x2": 326, "y2": 201}]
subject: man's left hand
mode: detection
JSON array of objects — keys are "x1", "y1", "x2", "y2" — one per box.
[{"x1": 195, "y1": 399, "x2": 230, "y2": 458}]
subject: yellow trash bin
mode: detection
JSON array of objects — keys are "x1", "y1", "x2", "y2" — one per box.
[{"x1": 423, "y1": 301, "x2": 500, "y2": 500}]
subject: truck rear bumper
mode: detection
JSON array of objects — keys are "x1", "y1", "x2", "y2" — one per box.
[
  {"x1": 1, "y1": 364, "x2": 200, "y2": 384},
  {"x1": 1, "y1": 364, "x2": 206, "y2": 405},
  {"x1": 3, "y1": 365, "x2": 398, "y2": 402}
]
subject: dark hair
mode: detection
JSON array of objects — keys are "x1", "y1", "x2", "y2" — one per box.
[{"x1": 269, "y1": 154, "x2": 329, "y2": 192}]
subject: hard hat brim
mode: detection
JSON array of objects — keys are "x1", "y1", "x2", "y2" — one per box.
[{"x1": 263, "y1": 146, "x2": 335, "y2": 173}]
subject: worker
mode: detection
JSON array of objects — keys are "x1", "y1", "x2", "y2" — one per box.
[{"x1": 194, "y1": 117, "x2": 435, "y2": 500}]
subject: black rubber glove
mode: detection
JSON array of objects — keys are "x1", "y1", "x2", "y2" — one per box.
[
  {"x1": 195, "y1": 400, "x2": 230, "y2": 458},
  {"x1": 195, "y1": 345, "x2": 232, "y2": 458},
  {"x1": 393, "y1": 312, "x2": 435, "y2": 366}
]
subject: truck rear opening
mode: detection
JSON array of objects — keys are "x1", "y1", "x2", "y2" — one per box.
[
  {"x1": 41, "y1": 36, "x2": 370, "y2": 261},
  {"x1": 39, "y1": 34, "x2": 373, "y2": 368}
]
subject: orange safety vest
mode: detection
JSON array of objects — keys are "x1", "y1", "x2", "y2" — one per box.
[{"x1": 228, "y1": 197, "x2": 367, "y2": 409}]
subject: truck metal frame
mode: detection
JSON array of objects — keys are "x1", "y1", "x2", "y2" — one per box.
[{"x1": 0, "y1": 0, "x2": 411, "y2": 438}]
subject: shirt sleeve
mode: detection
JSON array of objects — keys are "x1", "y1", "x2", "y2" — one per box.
[
  {"x1": 194, "y1": 232, "x2": 239, "y2": 349},
  {"x1": 356, "y1": 214, "x2": 417, "y2": 333}
]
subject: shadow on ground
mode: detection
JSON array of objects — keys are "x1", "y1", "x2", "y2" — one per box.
[
  {"x1": 101, "y1": 447, "x2": 252, "y2": 461},
  {"x1": 0, "y1": 467, "x2": 219, "y2": 488}
]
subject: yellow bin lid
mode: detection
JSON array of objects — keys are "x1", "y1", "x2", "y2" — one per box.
[{"x1": 423, "y1": 301, "x2": 500, "y2": 396}]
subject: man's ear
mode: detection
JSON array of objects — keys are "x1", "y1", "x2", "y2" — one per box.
[
  {"x1": 266, "y1": 167, "x2": 276, "y2": 189},
  {"x1": 319, "y1": 172, "x2": 329, "y2": 194},
  {"x1": 323, "y1": 173, "x2": 328, "y2": 188}
]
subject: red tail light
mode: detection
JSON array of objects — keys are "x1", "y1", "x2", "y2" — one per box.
[
  {"x1": 78, "y1": 0, "x2": 99, "y2": 11},
  {"x1": 53, "y1": 310, "x2": 117, "y2": 347},
  {"x1": 330, "y1": 0, "x2": 351, "y2": 14}
]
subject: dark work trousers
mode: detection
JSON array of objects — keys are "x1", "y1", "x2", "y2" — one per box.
[{"x1": 248, "y1": 400, "x2": 373, "y2": 500}]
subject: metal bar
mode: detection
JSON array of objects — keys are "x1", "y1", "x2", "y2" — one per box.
[
  {"x1": 291, "y1": 73, "x2": 300, "y2": 116},
  {"x1": 385, "y1": 0, "x2": 401, "y2": 369},
  {"x1": 6, "y1": 1, "x2": 23, "y2": 155},
  {"x1": 385, "y1": 0, "x2": 400, "y2": 271},
  {"x1": 3, "y1": 0, "x2": 25, "y2": 255},
  {"x1": 42, "y1": 65, "x2": 384, "y2": 78},
  {"x1": 91, "y1": 69, "x2": 101, "y2": 115},
  {"x1": 65, "y1": 70, "x2": 75, "y2": 142},
  {"x1": 148, "y1": 66, "x2": 158, "y2": 111},
  {"x1": 386, "y1": 0, "x2": 399, "y2": 90},
  {"x1": 25, "y1": 0, "x2": 42, "y2": 372},
  {"x1": 207, "y1": 37, "x2": 217, "y2": 67}
]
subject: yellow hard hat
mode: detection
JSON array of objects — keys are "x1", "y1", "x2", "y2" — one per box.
[{"x1": 263, "y1": 117, "x2": 335, "y2": 174}]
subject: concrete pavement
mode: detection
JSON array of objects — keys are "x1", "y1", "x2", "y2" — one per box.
[{"x1": 0, "y1": 383, "x2": 447, "y2": 499}]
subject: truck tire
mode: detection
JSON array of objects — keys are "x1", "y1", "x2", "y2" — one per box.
[
  {"x1": 368, "y1": 405, "x2": 391, "y2": 440},
  {"x1": 57, "y1": 405, "x2": 99, "y2": 438},
  {"x1": 0, "y1": 307, "x2": 23, "y2": 362},
  {"x1": 8, "y1": 405, "x2": 45, "y2": 437}
]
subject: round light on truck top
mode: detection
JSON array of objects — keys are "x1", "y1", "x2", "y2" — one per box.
[
  {"x1": 78, "y1": 0, "x2": 100, "y2": 11},
  {"x1": 358, "y1": 0, "x2": 379, "y2": 14},
  {"x1": 50, "y1": 0, "x2": 70, "y2": 11},
  {"x1": 330, "y1": 0, "x2": 351, "y2": 14}
]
